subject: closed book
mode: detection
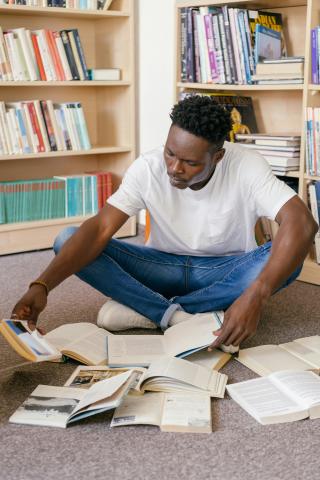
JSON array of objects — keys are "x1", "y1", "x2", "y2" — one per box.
[
  {"x1": 263, "y1": 155, "x2": 299, "y2": 167},
  {"x1": 256, "y1": 61, "x2": 304, "y2": 76},
  {"x1": 60, "y1": 30, "x2": 80, "y2": 80},
  {"x1": 31, "y1": 33, "x2": 47, "y2": 81},
  {"x1": 69, "y1": 29, "x2": 89, "y2": 80},
  {"x1": 67, "y1": 30, "x2": 85, "y2": 81},
  {"x1": 87, "y1": 68, "x2": 121, "y2": 81}
]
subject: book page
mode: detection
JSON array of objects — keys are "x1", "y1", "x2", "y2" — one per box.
[
  {"x1": 46, "y1": 323, "x2": 112, "y2": 365},
  {"x1": 164, "y1": 314, "x2": 220, "y2": 357},
  {"x1": 139, "y1": 356, "x2": 226, "y2": 397},
  {"x1": 111, "y1": 392, "x2": 163, "y2": 427},
  {"x1": 9, "y1": 385, "x2": 85, "y2": 428},
  {"x1": 64, "y1": 365, "x2": 144, "y2": 389},
  {"x1": 74, "y1": 370, "x2": 134, "y2": 413},
  {"x1": 280, "y1": 341, "x2": 320, "y2": 368},
  {"x1": 237, "y1": 345, "x2": 314, "y2": 376},
  {"x1": 160, "y1": 393, "x2": 212, "y2": 433},
  {"x1": 295, "y1": 336, "x2": 320, "y2": 353},
  {"x1": 107, "y1": 335, "x2": 166, "y2": 366},
  {"x1": 186, "y1": 348, "x2": 231, "y2": 371},
  {"x1": 271, "y1": 370, "x2": 320, "y2": 407},
  {"x1": 226, "y1": 377, "x2": 306, "y2": 424}
]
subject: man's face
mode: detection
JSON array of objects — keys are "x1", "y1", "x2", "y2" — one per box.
[{"x1": 164, "y1": 125, "x2": 224, "y2": 190}]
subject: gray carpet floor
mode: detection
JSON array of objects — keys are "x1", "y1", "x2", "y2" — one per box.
[{"x1": 1, "y1": 229, "x2": 320, "y2": 480}]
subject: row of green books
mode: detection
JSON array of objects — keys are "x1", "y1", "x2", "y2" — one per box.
[{"x1": 0, "y1": 172, "x2": 112, "y2": 224}]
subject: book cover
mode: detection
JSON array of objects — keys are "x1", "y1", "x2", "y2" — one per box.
[
  {"x1": 248, "y1": 10, "x2": 286, "y2": 59},
  {"x1": 254, "y1": 24, "x2": 281, "y2": 64}
]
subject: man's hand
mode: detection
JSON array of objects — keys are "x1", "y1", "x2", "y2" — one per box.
[
  {"x1": 209, "y1": 287, "x2": 266, "y2": 349},
  {"x1": 11, "y1": 285, "x2": 48, "y2": 331}
]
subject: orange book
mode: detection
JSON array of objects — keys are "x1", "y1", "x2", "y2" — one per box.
[
  {"x1": 31, "y1": 33, "x2": 46, "y2": 81},
  {"x1": 45, "y1": 30, "x2": 65, "y2": 81}
]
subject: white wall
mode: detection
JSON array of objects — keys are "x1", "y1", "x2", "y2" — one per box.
[{"x1": 137, "y1": 0, "x2": 176, "y2": 155}]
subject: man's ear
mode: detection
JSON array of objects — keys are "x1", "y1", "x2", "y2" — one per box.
[{"x1": 213, "y1": 148, "x2": 225, "y2": 164}]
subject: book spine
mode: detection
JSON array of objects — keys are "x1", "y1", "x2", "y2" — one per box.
[
  {"x1": 180, "y1": 7, "x2": 188, "y2": 82},
  {"x1": 36, "y1": 30, "x2": 56, "y2": 81},
  {"x1": 221, "y1": 6, "x2": 236, "y2": 84},
  {"x1": 311, "y1": 28, "x2": 319, "y2": 85},
  {"x1": 45, "y1": 30, "x2": 65, "y2": 81},
  {"x1": 0, "y1": 27, "x2": 12, "y2": 81},
  {"x1": 60, "y1": 30, "x2": 80, "y2": 80},
  {"x1": 71, "y1": 29, "x2": 89, "y2": 80},
  {"x1": 192, "y1": 9, "x2": 201, "y2": 83},
  {"x1": 40, "y1": 100, "x2": 57, "y2": 151},
  {"x1": 237, "y1": 11, "x2": 251, "y2": 84},
  {"x1": 67, "y1": 30, "x2": 84, "y2": 81},
  {"x1": 14, "y1": 28, "x2": 38, "y2": 81},
  {"x1": 195, "y1": 11, "x2": 208, "y2": 83},
  {"x1": 186, "y1": 8, "x2": 195, "y2": 83},
  {"x1": 27, "y1": 101, "x2": 45, "y2": 153},
  {"x1": 211, "y1": 13, "x2": 225, "y2": 84},
  {"x1": 31, "y1": 33, "x2": 47, "y2": 81},
  {"x1": 228, "y1": 8, "x2": 242, "y2": 83},
  {"x1": 203, "y1": 13, "x2": 219, "y2": 82},
  {"x1": 233, "y1": 9, "x2": 247, "y2": 84},
  {"x1": 218, "y1": 12, "x2": 232, "y2": 84},
  {"x1": 54, "y1": 32, "x2": 73, "y2": 81}
]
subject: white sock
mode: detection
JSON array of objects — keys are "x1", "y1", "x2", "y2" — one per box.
[
  {"x1": 97, "y1": 300, "x2": 157, "y2": 331},
  {"x1": 168, "y1": 310, "x2": 239, "y2": 353}
]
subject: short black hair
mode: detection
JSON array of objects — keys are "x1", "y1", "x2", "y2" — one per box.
[{"x1": 170, "y1": 95, "x2": 232, "y2": 147}]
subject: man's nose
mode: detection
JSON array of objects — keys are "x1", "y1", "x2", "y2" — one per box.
[{"x1": 172, "y1": 158, "x2": 184, "y2": 174}]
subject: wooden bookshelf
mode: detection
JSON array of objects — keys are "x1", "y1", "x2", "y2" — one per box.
[
  {"x1": 0, "y1": 0, "x2": 137, "y2": 255},
  {"x1": 175, "y1": 0, "x2": 320, "y2": 285}
]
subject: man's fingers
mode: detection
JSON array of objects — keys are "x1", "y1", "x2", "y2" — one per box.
[{"x1": 209, "y1": 327, "x2": 233, "y2": 350}]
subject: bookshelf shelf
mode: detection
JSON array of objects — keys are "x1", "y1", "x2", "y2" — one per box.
[
  {"x1": 0, "y1": 81, "x2": 132, "y2": 87},
  {"x1": 177, "y1": 82, "x2": 304, "y2": 91},
  {"x1": 0, "y1": 5, "x2": 130, "y2": 18},
  {"x1": 0, "y1": 0, "x2": 137, "y2": 254},
  {"x1": 175, "y1": 0, "x2": 320, "y2": 285},
  {"x1": 0, "y1": 146, "x2": 132, "y2": 162},
  {"x1": 0, "y1": 215, "x2": 136, "y2": 256}
]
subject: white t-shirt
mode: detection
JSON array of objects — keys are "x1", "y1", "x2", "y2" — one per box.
[{"x1": 107, "y1": 142, "x2": 296, "y2": 256}]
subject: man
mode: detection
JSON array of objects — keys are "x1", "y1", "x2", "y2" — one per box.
[{"x1": 11, "y1": 96, "x2": 317, "y2": 350}]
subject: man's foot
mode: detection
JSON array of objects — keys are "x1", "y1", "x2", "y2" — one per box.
[
  {"x1": 97, "y1": 300, "x2": 158, "y2": 331},
  {"x1": 168, "y1": 310, "x2": 239, "y2": 354}
]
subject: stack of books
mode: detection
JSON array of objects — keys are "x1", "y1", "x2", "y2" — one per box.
[
  {"x1": 180, "y1": 6, "x2": 286, "y2": 85},
  {"x1": 0, "y1": 27, "x2": 89, "y2": 81},
  {"x1": 305, "y1": 107, "x2": 320, "y2": 176},
  {"x1": 0, "y1": 0, "x2": 113, "y2": 11},
  {"x1": 252, "y1": 56, "x2": 304, "y2": 85},
  {"x1": 0, "y1": 100, "x2": 91, "y2": 155},
  {"x1": 235, "y1": 133, "x2": 301, "y2": 175},
  {"x1": 0, "y1": 172, "x2": 112, "y2": 224}
]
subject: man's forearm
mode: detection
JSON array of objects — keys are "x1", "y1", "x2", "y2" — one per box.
[
  {"x1": 32, "y1": 205, "x2": 129, "y2": 292},
  {"x1": 249, "y1": 212, "x2": 317, "y2": 303}
]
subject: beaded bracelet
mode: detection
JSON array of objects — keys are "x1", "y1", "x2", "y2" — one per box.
[{"x1": 29, "y1": 280, "x2": 49, "y2": 296}]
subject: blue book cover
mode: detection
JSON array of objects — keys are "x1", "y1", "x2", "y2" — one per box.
[
  {"x1": 315, "y1": 182, "x2": 320, "y2": 223},
  {"x1": 254, "y1": 24, "x2": 281, "y2": 65},
  {"x1": 311, "y1": 28, "x2": 319, "y2": 84}
]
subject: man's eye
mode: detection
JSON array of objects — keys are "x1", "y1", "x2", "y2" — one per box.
[
  {"x1": 187, "y1": 162, "x2": 198, "y2": 167},
  {"x1": 166, "y1": 151, "x2": 174, "y2": 157}
]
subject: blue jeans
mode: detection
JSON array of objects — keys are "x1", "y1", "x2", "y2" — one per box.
[{"x1": 53, "y1": 227, "x2": 302, "y2": 330}]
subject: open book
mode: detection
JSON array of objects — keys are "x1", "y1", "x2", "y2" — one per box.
[
  {"x1": 186, "y1": 348, "x2": 231, "y2": 371},
  {"x1": 226, "y1": 370, "x2": 320, "y2": 425},
  {"x1": 111, "y1": 391, "x2": 212, "y2": 433},
  {"x1": 9, "y1": 369, "x2": 138, "y2": 428},
  {"x1": 107, "y1": 313, "x2": 224, "y2": 367},
  {"x1": 65, "y1": 356, "x2": 228, "y2": 398},
  {"x1": 237, "y1": 336, "x2": 320, "y2": 376},
  {"x1": 0, "y1": 319, "x2": 112, "y2": 365}
]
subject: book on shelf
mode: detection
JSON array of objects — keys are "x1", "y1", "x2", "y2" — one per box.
[
  {"x1": 0, "y1": 0, "x2": 112, "y2": 10},
  {"x1": 237, "y1": 335, "x2": 320, "y2": 376},
  {"x1": 226, "y1": 370, "x2": 320, "y2": 425},
  {"x1": 262, "y1": 156, "x2": 300, "y2": 168},
  {"x1": 65, "y1": 355, "x2": 228, "y2": 398},
  {"x1": 254, "y1": 78, "x2": 304, "y2": 85},
  {"x1": 181, "y1": 92, "x2": 258, "y2": 142},
  {"x1": 308, "y1": 182, "x2": 320, "y2": 264},
  {"x1": 107, "y1": 313, "x2": 226, "y2": 367},
  {"x1": 256, "y1": 61, "x2": 304, "y2": 76},
  {"x1": 239, "y1": 144, "x2": 300, "y2": 157},
  {"x1": 235, "y1": 133, "x2": 300, "y2": 147},
  {"x1": 311, "y1": 27, "x2": 320, "y2": 85},
  {"x1": 0, "y1": 26, "x2": 90, "y2": 82},
  {"x1": 254, "y1": 24, "x2": 282, "y2": 65},
  {"x1": 0, "y1": 100, "x2": 91, "y2": 156},
  {"x1": 305, "y1": 107, "x2": 320, "y2": 176},
  {"x1": 87, "y1": 68, "x2": 121, "y2": 81},
  {"x1": 9, "y1": 369, "x2": 138, "y2": 429},
  {"x1": 110, "y1": 391, "x2": 212, "y2": 433},
  {"x1": 248, "y1": 9, "x2": 286, "y2": 58},
  {"x1": 262, "y1": 56, "x2": 304, "y2": 64},
  {"x1": 0, "y1": 319, "x2": 112, "y2": 365},
  {"x1": 252, "y1": 73, "x2": 303, "y2": 81}
]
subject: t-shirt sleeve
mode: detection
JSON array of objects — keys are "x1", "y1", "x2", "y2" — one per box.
[
  {"x1": 240, "y1": 151, "x2": 297, "y2": 220},
  {"x1": 107, "y1": 156, "x2": 147, "y2": 216}
]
